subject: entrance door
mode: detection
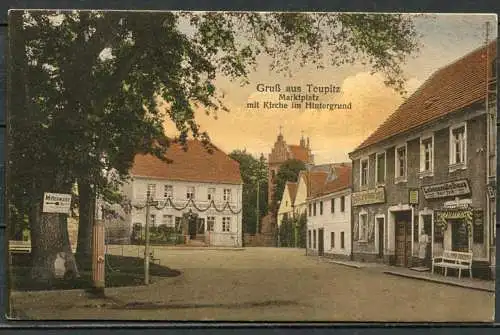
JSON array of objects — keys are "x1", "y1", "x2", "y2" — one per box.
[
  {"x1": 394, "y1": 211, "x2": 412, "y2": 267},
  {"x1": 451, "y1": 219, "x2": 469, "y2": 252},
  {"x1": 377, "y1": 218, "x2": 384, "y2": 258},
  {"x1": 188, "y1": 217, "x2": 197, "y2": 239},
  {"x1": 318, "y1": 228, "x2": 324, "y2": 256}
]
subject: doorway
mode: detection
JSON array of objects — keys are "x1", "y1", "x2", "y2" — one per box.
[
  {"x1": 377, "y1": 217, "x2": 384, "y2": 258},
  {"x1": 422, "y1": 214, "x2": 433, "y2": 267},
  {"x1": 394, "y1": 211, "x2": 412, "y2": 267},
  {"x1": 318, "y1": 228, "x2": 324, "y2": 256}
]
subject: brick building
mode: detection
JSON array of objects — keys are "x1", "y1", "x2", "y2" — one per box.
[{"x1": 348, "y1": 41, "x2": 497, "y2": 278}]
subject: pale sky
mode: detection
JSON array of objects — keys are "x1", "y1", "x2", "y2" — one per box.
[{"x1": 164, "y1": 13, "x2": 497, "y2": 164}]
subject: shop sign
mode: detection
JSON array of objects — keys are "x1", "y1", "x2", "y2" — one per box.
[
  {"x1": 352, "y1": 187, "x2": 385, "y2": 207},
  {"x1": 421, "y1": 179, "x2": 471, "y2": 200},
  {"x1": 408, "y1": 189, "x2": 419, "y2": 205}
]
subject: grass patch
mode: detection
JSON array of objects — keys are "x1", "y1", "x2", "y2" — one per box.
[{"x1": 10, "y1": 253, "x2": 181, "y2": 291}]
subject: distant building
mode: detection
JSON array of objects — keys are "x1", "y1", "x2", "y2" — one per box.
[
  {"x1": 305, "y1": 164, "x2": 352, "y2": 259},
  {"x1": 348, "y1": 42, "x2": 496, "y2": 278},
  {"x1": 121, "y1": 139, "x2": 244, "y2": 247},
  {"x1": 277, "y1": 181, "x2": 298, "y2": 226},
  {"x1": 260, "y1": 130, "x2": 314, "y2": 237}
]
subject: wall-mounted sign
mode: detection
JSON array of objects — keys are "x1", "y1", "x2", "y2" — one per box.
[
  {"x1": 43, "y1": 192, "x2": 72, "y2": 214},
  {"x1": 421, "y1": 179, "x2": 471, "y2": 200},
  {"x1": 408, "y1": 189, "x2": 419, "y2": 205},
  {"x1": 352, "y1": 187, "x2": 385, "y2": 207}
]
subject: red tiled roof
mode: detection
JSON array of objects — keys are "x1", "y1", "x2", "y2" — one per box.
[
  {"x1": 288, "y1": 144, "x2": 309, "y2": 162},
  {"x1": 353, "y1": 41, "x2": 497, "y2": 152},
  {"x1": 286, "y1": 182, "x2": 298, "y2": 204},
  {"x1": 304, "y1": 171, "x2": 329, "y2": 198},
  {"x1": 317, "y1": 165, "x2": 352, "y2": 197},
  {"x1": 130, "y1": 139, "x2": 242, "y2": 184}
]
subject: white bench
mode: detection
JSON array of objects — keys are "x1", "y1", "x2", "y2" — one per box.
[{"x1": 431, "y1": 250, "x2": 473, "y2": 279}]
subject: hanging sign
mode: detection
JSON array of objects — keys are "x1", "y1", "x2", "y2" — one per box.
[
  {"x1": 421, "y1": 179, "x2": 470, "y2": 200},
  {"x1": 43, "y1": 192, "x2": 72, "y2": 214}
]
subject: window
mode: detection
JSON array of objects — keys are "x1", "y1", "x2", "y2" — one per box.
[
  {"x1": 164, "y1": 185, "x2": 173, "y2": 198},
  {"x1": 331, "y1": 232, "x2": 335, "y2": 249},
  {"x1": 360, "y1": 158, "x2": 369, "y2": 186},
  {"x1": 319, "y1": 201, "x2": 323, "y2": 215},
  {"x1": 450, "y1": 124, "x2": 466, "y2": 167},
  {"x1": 420, "y1": 137, "x2": 434, "y2": 175},
  {"x1": 359, "y1": 214, "x2": 368, "y2": 241},
  {"x1": 313, "y1": 202, "x2": 317, "y2": 216},
  {"x1": 208, "y1": 188, "x2": 216, "y2": 201},
  {"x1": 223, "y1": 189, "x2": 232, "y2": 202},
  {"x1": 162, "y1": 214, "x2": 174, "y2": 227},
  {"x1": 331, "y1": 198, "x2": 335, "y2": 213},
  {"x1": 222, "y1": 217, "x2": 231, "y2": 232},
  {"x1": 207, "y1": 216, "x2": 215, "y2": 231},
  {"x1": 340, "y1": 232, "x2": 345, "y2": 249},
  {"x1": 186, "y1": 186, "x2": 195, "y2": 200},
  {"x1": 147, "y1": 184, "x2": 156, "y2": 199},
  {"x1": 308, "y1": 203, "x2": 312, "y2": 217},
  {"x1": 313, "y1": 230, "x2": 317, "y2": 249},
  {"x1": 340, "y1": 196, "x2": 345, "y2": 212},
  {"x1": 376, "y1": 152, "x2": 386, "y2": 184},
  {"x1": 308, "y1": 230, "x2": 312, "y2": 248},
  {"x1": 395, "y1": 145, "x2": 407, "y2": 181},
  {"x1": 150, "y1": 214, "x2": 156, "y2": 227}
]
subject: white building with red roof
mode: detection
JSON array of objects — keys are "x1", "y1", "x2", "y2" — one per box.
[
  {"x1": 305, "y1": 163, "x2": 352, "y2": 259},
  {"x1": 121, "y1": 139, "x2": 243, "y2": 247}
]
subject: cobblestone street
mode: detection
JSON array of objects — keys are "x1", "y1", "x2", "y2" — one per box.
[{"x1": 11, "y1": 247, "x2": 494, "y2": 322}]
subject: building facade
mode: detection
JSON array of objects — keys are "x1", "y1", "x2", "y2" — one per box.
[
  {"x1": 305, "y1": 164, "x2": 352, "y2": 260},
  {"x1": 121, "y1": 139, "x2": 244, "y2": 247},
  {"x1": 349, "y1": 42, "x2": 496, "y2": 278},
  {"x1": 277, "y1": 181, "x2": 298, "y2": 226}
]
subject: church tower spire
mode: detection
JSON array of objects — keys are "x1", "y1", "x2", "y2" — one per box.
[{"x1": 300, "y1": 130, "x2": 306, "y2": 147}]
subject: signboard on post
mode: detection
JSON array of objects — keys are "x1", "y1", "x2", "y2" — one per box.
[{"x1": 43, "y1": 193, "x2": 72, "y2": 214}]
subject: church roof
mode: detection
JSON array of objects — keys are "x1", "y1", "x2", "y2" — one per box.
[
  {"x1": 352, "y1": 41, "x2": 496, "y2": 153},
  {"x1": 130, "y1": 139, "x2": 243, "y2": 184},
  {"x1": 288, "y1": 144, "x2": 309, "y2": 162}
]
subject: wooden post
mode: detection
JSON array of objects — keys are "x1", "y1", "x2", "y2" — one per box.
[{"x1": 92, "y1": 219, "x2": 105, "y2": 294}]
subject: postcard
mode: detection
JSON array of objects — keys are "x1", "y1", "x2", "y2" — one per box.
[{"x1": 6, "y1": 10, "x2": 497, "y2": 321}]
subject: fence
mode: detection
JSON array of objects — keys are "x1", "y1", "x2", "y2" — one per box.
[{"x1": 243, "y1": 233, "x2": 276, "y2": 247}]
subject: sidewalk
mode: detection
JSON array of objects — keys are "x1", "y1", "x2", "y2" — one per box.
[{"x1": 322, "y1": 258, "x2": 495, "y2": 293}]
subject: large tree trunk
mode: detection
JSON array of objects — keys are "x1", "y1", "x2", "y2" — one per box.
[
  {"x1": 30, "y1": 202, "x2": 80, "y2": 282},
  {"x1": 76, "y1": 180, "x2": 93, "y2": 259}
]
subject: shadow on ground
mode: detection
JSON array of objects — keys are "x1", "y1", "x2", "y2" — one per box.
[
  {"x1": 80, "y1": 299, "x2": 300, "y2": 310},
  {"x1": 10, "y1": 254, "x2": 181, "y2": 291}
]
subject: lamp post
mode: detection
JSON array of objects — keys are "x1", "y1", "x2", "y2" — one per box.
[
  {"x1": 144, "y1": 190, "x2": 158, "y2": 285},
  {"x1": 305, "y1": 163, "x2": 314, "y2": 255}
]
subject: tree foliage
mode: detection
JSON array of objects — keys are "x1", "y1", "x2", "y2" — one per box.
[{"x1": 229, "y1": 149, "x2": 268, "y2": 234}]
